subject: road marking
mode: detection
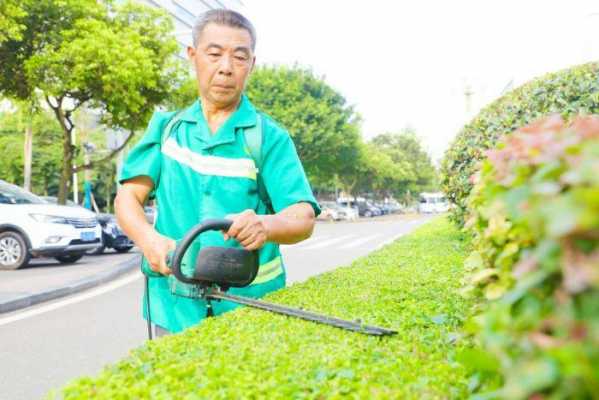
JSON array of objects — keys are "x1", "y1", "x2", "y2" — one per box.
[
  {"x1": 301, "y1": 234, "x2": 355, "y2": 250},
  {"x1": 338, "y1": 233, "x2": 383, "y2": 249},
  {"x1": 280, "y1": 234, "x2": 331, "y2": 249},
  {"x1": 0, "y1": 272, "x2": 141, "y2": 327},
  {"x1": 375, "y1": 223, "x2": 421, "y2": 250}
]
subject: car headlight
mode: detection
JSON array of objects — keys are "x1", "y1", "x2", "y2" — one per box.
[{"x1": 29, "y1": 213, "x2": 69, "y2": 224}]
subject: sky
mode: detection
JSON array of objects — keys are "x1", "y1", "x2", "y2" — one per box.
[{"x1": 241, "y1": 0, "x2": 599, "y2": 163}]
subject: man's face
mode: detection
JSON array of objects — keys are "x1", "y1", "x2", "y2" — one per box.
[{"x1": 188, "y1": 23, "x2": 255, "y2": 109}]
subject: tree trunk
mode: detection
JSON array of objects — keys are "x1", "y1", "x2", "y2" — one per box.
[
  {"x1": 46, "y1": 96, "x2": 73, "y2": 206},
  {"x1": 58, "y1": 124, "x2": 73, "y2": 205}
]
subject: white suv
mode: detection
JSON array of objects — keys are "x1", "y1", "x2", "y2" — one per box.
[{"x1": 0, "y1": 180, "x2": 102, "y2": 270}]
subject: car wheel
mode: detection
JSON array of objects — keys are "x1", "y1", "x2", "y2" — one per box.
[
  {"x1": 115, "y1": 246, "x2": 133, "y2": 254},
  {"x1": 86, "y1": 243, "x2": 106, "y2": 255},
  {"x1": 55, "y1": 254, "x2": 84, "y2": 264},
  {"x1": 365, "y1": 211, "x2": 372, "y2": 217},
  {"x1": 0, "y1": 231, "x2": 30, "y2": 270}
]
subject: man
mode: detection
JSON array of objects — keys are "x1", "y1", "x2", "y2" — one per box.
[{"x1": 115, "y1": 9, "x2": 320, "y2": 337}]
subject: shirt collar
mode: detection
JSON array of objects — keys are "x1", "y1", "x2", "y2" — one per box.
[{"x1": 179, "y1": 95, "x2": 257, "y2": 149}]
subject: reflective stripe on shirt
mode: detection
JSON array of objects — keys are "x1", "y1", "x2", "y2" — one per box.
[
  {"x1": 162, "y1": 138, "x2": 258, "y2": 180},
  {"x1": 251, "y1": 256, "x2": 283, "y2": 285}
]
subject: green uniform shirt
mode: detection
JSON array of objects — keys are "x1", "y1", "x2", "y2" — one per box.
[{"x1": 119, "y1": 95, "x2": 320, "y2": 333}]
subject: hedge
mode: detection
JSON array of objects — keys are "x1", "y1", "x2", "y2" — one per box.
[
  {"x1": 461, "y1": 115, "x2": 599, "y2": 398},
  {"x1": 52, "y1": 218, "x2": 474, "y2": 399},
  {"x1": 441, "y1": 62, "x2": 599, "y2": 226}
]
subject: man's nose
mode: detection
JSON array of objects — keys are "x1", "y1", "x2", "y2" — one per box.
[{"x1": 217, "y1": 54, "x2": 233, "y2": 75}]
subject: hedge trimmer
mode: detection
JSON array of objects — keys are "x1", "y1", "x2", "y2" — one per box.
[{"x1": 147, "y1": 219, "x2": 396, "y2": 339}]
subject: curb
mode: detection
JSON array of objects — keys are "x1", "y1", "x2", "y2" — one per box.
[{"x1": 0, "y1": 254, "x2": 141, "y2": 314}]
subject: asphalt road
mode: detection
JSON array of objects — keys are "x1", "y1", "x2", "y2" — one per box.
[{"x1": 0, "y1": 214, "x2": 433, "y2": 400}]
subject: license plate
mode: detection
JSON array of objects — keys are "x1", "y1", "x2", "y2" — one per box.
[{"x1": 80, "y1": 231, "x2": 95, "y2": 242}]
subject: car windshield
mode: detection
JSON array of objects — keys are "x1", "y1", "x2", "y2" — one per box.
[{"x1": 0, "y1": 182, "x2": 45, "y2": 204}]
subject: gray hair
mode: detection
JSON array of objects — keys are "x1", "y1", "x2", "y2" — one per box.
[{"x1": 192, "y1": 9, "x2": 256, "y2": 51}]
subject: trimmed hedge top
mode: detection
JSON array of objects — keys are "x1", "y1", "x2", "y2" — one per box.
[
  {"x1": 54, "y1": 219, "x2": 473, "y2": 399},
  {"x1": 442, "y1": 62, "x2": 599, "y2": 225}
]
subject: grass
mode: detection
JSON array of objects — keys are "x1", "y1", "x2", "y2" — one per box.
[{"x1": 53, "y1": 217, "x2": 474, "y2": 399}]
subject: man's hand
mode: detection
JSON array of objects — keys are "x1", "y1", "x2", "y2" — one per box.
[
  {"x1": 224, "y1": 209, "x2": 269, "y2": 251},
  {"x1": 140, "y1": 232, "x2": 177, "y2": 275}
]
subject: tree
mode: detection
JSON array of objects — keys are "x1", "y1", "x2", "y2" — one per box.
[
  {"x1": 0, "y1": 0, "x2": 26, "y2": 43},
  {"x1": 246, "y1": 66, "x2": 362, "y2": 186},
  {"x1": 371, "y1": 129, "x2": 437, "y2": 199},
  {"x1": 0, "y1": 0, "x2": 183, "y2": 203},
  {"x1": 0, "y1": 109, "x2": 63, "y2": 195}
]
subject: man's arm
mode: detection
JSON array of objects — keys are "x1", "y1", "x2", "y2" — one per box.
[
  {"x1": 224, "y1": 203, "x2": 316, "y2": 251},
  {"x1": 114, "y1": 176, "x2": 175, "y2": 275}
]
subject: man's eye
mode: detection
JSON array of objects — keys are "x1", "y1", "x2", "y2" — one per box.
[
  {"x1": 235, "y1": 56, "x2": 247, "y2": 61},
  {"x1": 208, "y1": 53, "x2": 220, "y2": 57}
]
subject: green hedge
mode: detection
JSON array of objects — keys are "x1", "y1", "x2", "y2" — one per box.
[
  {"x1": 441, "y1": 62, "x2": 599, "y2": 226},
  {"x1": 461, "y1": 115, "x2": 599, "y2": 398},
  {"x1": 53, "y1": 218, "x2": 474, "y2": 399}
]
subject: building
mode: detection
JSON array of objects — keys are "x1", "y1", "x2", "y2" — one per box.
[{"x1": 136, "y1": 0, "x2": 246, "y2": 58}]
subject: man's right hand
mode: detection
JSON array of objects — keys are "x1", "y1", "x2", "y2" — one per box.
[
  {"x1": 140, "y1": 233, "x2": 176, "y2": 275},
  {"x1": 115, "y1": 177, "x2": 176, "y2": 276}
]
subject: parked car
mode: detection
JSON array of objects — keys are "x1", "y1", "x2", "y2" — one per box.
[
  {"x1": 317, "y1": 202, "x2": 340, "y2": 221},
  {"x1": 0, "y1": 180, "x2": 102, "y2": 270},
  {"x1": 383, "y1": 202, "x2": 403, "y2": 214},
  {"x1": 43, "y1": 196, "x2": 134, "y2": 254},
  {"x1": 40, "y1": 196, "x2": 81, "y2": 208},
  {"x1": 367, "y1": 202, "x2": 383, "y2": 216},
  {"x1": 336, "y1": 200, "x2": 361, "y2": 218},
  {"x1": 144, "y1": 206, "x2": 156, "y2": 225},
  {"x1": 318, "y1": 201, "x2": 359, "y2": 221},
  {"x1": 87, "y1": 213, "x2": 134, "y2": 255},
  {"x1": 418, "y1": 192, "x2": 450, "y2": 214},
  {"x1": 356, "y1": 201, "x2": 379, "y2": 217}
]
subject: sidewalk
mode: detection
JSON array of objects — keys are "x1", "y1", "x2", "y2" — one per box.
[{"x1": 0, "y1": 252, "x2": 141, "y2": 314}]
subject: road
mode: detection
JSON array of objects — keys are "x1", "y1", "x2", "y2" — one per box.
[{"x1": 0, "y1": 214, "x2": 432, "y2": 400}]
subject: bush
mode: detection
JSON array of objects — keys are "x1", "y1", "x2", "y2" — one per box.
[
  {"x1": 462, "y1": 115, "x2": 599, "y2": 399},
  {"x1": 441, "y1": 62, "x2": 599, "y2": 226},
  {"x1": 53, "y1": 218, "x2": 474, "y2": 399}
]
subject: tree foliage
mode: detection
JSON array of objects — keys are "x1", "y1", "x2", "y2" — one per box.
[
  {"x1": 0, "y1": 0, "x2": 26, "y2": 43},
  {"x1": 0, "y1": 109, "x2": 63, "y2": 195},
  {"x1": 246, "y1": 66, "x2": 362, "y2": 186},
  {"x1": 0, "y1": 0, "x2": 184, "y2": 203},
  {"x1": 371, "y1": 129, "x2": 437, "y2": 199}
]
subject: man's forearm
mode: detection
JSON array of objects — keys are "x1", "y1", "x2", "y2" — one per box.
[
  {"x1": 114, "y1": 190, "x2": 157, "y2": 249},
  {"x1": 262, "y1": 203, "x2": 315, "y2": 245}
]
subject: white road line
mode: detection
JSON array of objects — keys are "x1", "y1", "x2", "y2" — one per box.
[
  {"x1": 280, "y1": 235, "x2": 331, "y2": 249},
  {"x1": 0, "y1": 272, "x2": 142, "y2": 327},
  {"x1": 338, "y1": 234, "x2": 383, "y2": 249},
  {"x1": 375, "y1": 227, "x2": 417, "y2": 250},
  {"x1": 302, "y1": 234, "x2": 355, "y2": 250}
]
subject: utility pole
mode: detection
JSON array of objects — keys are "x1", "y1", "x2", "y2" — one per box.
[
  {"x1": 23, "y1": 123, "x2": 32, "y2": 191},
  {"x1": 464, "y1": 84, "x2": 474, "y2": 117},
  {"x1": 72, "y1": 128, "x2": 78, "y2": 204},
  {"x1": 16, "y1": 102, "x2": 33, "y2": 192}
]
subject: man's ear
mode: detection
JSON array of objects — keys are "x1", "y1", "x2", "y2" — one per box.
[
  {"x1": 186, "y1": 46, "x2": 196, "y2": 60},
  {"x1": 250, "y1": 56, "x2": 256, "y2": 73}
]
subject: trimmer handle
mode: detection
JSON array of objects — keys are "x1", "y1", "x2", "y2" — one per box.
[{"x1": 170, "y1": 219, "x2": 232, "y2": 284}]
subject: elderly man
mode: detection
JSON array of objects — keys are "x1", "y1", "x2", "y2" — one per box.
[{"x1": 115, "y1": 9, "x2": 320, "y2": 337}]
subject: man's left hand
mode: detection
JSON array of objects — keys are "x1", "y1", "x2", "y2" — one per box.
[{"x1": 224, "y1": 209, "x2": 269, "y2": 251}]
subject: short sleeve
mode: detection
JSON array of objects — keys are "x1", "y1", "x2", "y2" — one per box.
[
  {"x1": 260, "y1": 120, "x2": 321, "y2": 216},
  {"x1": 119, "y1": 111, "x2": 174, "y2": 190}
]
